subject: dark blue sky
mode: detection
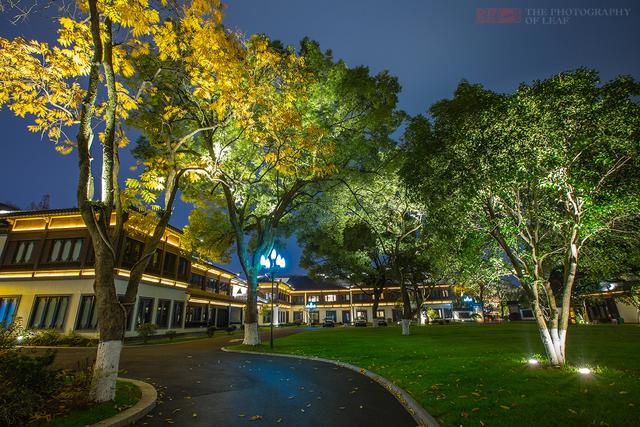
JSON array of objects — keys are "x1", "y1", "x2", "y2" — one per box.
[{"x1": 1, "y1": 0, "x2": 638, "y2": 276}]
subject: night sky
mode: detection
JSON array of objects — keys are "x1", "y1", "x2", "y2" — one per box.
[{"x1": 1, "y1": 0, "x2": 638, "y2": 276}]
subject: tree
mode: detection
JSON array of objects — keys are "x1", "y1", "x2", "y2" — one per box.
[
  {"x1": 402, "y1": 70, "x2": 640, "y2": 364},
  {"x1": 181, "y1": 39, "x2": 401, "y2": 344},
  {"x1": 0, "y1": 0, "x2": 228, "y2": 400},
  {"x1": 297, "y1": 157, "x2": 447, "y2": 335}
]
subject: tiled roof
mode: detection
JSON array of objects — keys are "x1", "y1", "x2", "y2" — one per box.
[{"x1": 285, "y1": 275, "x2": 350, "y2": 291}]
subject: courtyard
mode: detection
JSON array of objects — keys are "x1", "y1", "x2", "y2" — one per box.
[{"x1": 235, "y1": 322, "x2": 640, "y2": 426}]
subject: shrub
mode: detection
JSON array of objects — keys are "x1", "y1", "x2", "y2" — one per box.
[
  {"x1": 0, "y1": 318, "x2": 23, "y2": 350},
  {"x1": 25, "y1": 329, "x2": 65, "y2": 346},
  {"x1": 225, "y1": 326, "x2": 235, "y2": 334},
  {"x1": 206, "y1": 325, "x2": 217, "y2": 337},
  {"x1": 166, "y1": 330, "x2": 177, "y2": 340},
  {"x1": 135, "y1": 323, "x2": 158, "y2": 344},
  {"x1": 0, "y1": 349, "x2": 58, "y2": 425},
  {"x1": 22, "y1": 330, "x2": 96, "y2": 347}
]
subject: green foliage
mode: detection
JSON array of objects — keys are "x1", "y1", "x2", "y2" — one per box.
[
  {"x1": 401, "y1": 69, "x2": 640, "y2": 330},
  {"x1": 0, "y1": 349, "x2": 58, "y2": 425},
  {"x1": 165, "y1": 330, "x2": 177, "y2": 340},
  {"x1": 23, "y1": 329, "x2": 96, "y2": 347},
  {"x1": 135, "y1": 323, "x2": 158, "y2": 344},
  {"x1": 206, "y1": 326, "x2": 217, "y2": 337},
  {"x1": 0, "y1": 318, "x2": 24, "y2": 350}
]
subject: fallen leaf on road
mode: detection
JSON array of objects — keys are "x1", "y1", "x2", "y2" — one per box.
[
  {"x1": 276, "y1": 418, "x2": 282, "y2": 423},
  {"x1": 500, "y1": 405, "x2": 510, "y2": 410},
  {"x1": 249, "y1": 415, "x2": 262, "y2": 421}
]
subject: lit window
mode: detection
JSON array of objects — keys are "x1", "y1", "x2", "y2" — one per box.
[
  {"x1": 325, "y1": 294, "x2": 337, "y2": 302},
  {"x1": 29, "y1": 296, "x2": 70, "y2": 329},
  {"x1": 308, "y1": 295, "x2": 319, "y2": 302},
  {"x1": 13, "y1": 241, "x2": 36, "y2": 264},
  {"x1": 0, "y1": 297, "x2": 20, "y2": 327},
  {"x1": 49, "y1": 238, "x2": 83, "y2": 263},
  {"x1": 76, "y1": 295, "x2": 98, "y2": 330}
]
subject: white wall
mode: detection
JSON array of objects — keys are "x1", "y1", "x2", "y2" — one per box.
[{"x1": 616, "y1": 301, "x2": 639, "y2": 324}]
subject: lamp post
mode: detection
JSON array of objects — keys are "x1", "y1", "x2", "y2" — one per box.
[{"x1": 260, "y1": 248, "x2": 285, "y2": 349}]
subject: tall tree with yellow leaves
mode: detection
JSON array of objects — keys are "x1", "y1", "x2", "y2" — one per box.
[{"x1": 0, "y1": 0, "x2": 226, "y2": 401}]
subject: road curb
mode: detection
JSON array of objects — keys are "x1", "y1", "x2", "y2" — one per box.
[
  {"x1": 221, "y1": 347, "x2": 440, "y2": 427},
  {"x1": 91, "y1": 378, "x2": 157, "y2": 427}
]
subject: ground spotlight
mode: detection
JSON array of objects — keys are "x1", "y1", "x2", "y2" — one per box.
[
  {"x1": 527, "y1": 358, "x2": 539, "y2": 365},
  {"x1": 577, "y1": 367, "x2": 591, "y2": 375}
]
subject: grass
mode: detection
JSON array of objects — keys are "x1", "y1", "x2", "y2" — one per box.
[
  {"x1": 31, "y1": 380, "x2": 141, "y2": 427},
  {"x1": 231, "y1": 322, "x2": 640, "y2": 427}
]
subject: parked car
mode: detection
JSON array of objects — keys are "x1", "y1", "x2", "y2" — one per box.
[
  {"x1": 354, "y1": 318, "x2": 367, "y2": 327},
  {"x1": 322, "y1": 319, "x2": 336, "y2": 328},
  {"x1": 375, "y1": 318, "x2": 388, "y2": 326}
]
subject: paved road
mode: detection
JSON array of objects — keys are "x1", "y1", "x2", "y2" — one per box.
[{"x1": 49, "y1": 329, "x2": 416, "y2": 427}]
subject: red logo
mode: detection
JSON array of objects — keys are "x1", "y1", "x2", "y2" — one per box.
[{"x1": 476, "y1": 8, "x2": 522, "y2": 24}]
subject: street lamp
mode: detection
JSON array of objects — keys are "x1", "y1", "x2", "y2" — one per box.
[{"x1": 260, "y1": 248, "x2": 285, "y2": 349}]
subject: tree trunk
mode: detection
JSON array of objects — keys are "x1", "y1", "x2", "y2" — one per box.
[
  {"x1": 89, "y1": 246, "x2": 125, "y2": 402},
  {"x1": 401, "y1": 319, "x2": 411, "y2": 336},
  {"x1": 243, "y1": 272, "x2": 260, "y2": 345},
  {"x1": 371, "y1": 285, "x2": 382, "y2": 327}
]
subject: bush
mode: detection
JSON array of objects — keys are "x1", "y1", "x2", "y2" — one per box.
[
  {"x1": 0, "y1": 349, "x2": 58, "y2": 425},
  {"x1": 225, "y1": 326, "x2": 235, "y2": 334},
  {"x1": 135, "y1": 323, "x2": 158, "y2": 344},
  {"x1": 0, "y1": 318, "x2": 23, "y2": 350},
  {"x1": 206, "y1": 325, "x2": 217, "y2": 337},
  {"x1": 166, "y1": 330, "x2": 177, "y2": 340},
  {"x1": 22, "y1": 329, "x2": 96, "y2": 347}
]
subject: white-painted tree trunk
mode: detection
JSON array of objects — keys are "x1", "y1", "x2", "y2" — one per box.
[
  {"x1": 539, "y1": 327, "x2": 561, "y2": 365},
  {"x1": 90, "y1": 340, "x2": 123, "y2": 402},
  {"x1": 243, "y1": 322, "x2": 260, "y2": 345},
  {"x1": 401, "y1": 319, "x2": 411, "y2": 336}
]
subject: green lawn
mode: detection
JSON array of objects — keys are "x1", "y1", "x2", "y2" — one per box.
[
  {"x1": 232, "y1": 322, "x2": 640, "y2": 427},
  {"x1": 31, "y1": 380, "x2": 141, "y2": 427}
]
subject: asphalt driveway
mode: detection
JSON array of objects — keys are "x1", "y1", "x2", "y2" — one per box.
[{"x1": 49, "y1": 329, "x2": 416, "y2": 426}]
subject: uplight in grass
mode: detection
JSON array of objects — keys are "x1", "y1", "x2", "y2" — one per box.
[
  {"x1": 577, "y1": 367, "x2": 591, "y2": 375},
  {"x1": 527, "y1": 358, "x2": 539, "y2": 365}
]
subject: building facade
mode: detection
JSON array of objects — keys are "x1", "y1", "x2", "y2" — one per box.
[
  {"x1": 0, "y1": 209, "x2": 246, "y2": 337},
  {"x1": 256, "y1": 275, "x2": 462, "y2": 326}
]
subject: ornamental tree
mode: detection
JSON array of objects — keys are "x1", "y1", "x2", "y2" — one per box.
[
  {"x1": 0, "y1": 0, "x2": 229, "y2": 401},
  {"x1": 179, "y1": 39, "x2": 402, "y2": 344},
  {"x1": 402, "y1": 70, "x2": 640, "y2": 364}
]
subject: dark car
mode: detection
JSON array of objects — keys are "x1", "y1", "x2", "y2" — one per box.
[
  {"x1": 375, "y1": 318, "x2": 388, "y2": 327},
  {"x1": 322, "y1": 319, "x2": 336, "y2": 327},
  {"x1": 354, "y1": 318, "x2": 367, "y2": 327}
]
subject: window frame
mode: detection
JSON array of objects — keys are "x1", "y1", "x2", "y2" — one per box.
[
  {"x1": 28, "y1": 294, "x2": 72, "y2": 330},
  {"x1": 75, "y1": 294, "x2": 98, "y2": 330},
  {"x1": 0, "y1": 295, "x2": 21, "y2": 327}
]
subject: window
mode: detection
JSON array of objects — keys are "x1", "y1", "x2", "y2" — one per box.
[
  {"x1": 342, "y1": 310, "x2": 351, "y2": 323},
  {"x1": 293, "y1": 311, "x2": 303, "y2": 322},
  {"x1": 0, "y1": 297, "x2": 20, "y2": 327},
  {"x1": 308, "y1": 295, "x2": 319, "y2": 302},
  {"x1": 146, "y1": 250, "x2": 162, "y2": 272},
  {"x1": 156, "y1": 299, "x2": 171, "y2": 328},
  {"x1": 171, "y1": 301, "x2": 184, "y2": 328},
  {"x1": 324, "y1": 294, "x2": 337, "y2": 302},
  {"x1": 206, "y1": 278, "x2": 218, "y2": 293},
  {"x1": 338, "y1": 294, "x2": 350, "y2": 302},
  {"x1": 376, "y1": 309, "x2": 385, "y2": 319},
  {"x1": 325, "y1": 310, "x2": 337, "y2": 321},
  {"x1": 122, "y1": 238, "x2": 143, "y2": 267},
  {"x1": 190, "y1": 273, "x2": 206, "y2": 290},
  {"x1": 49, "y1": 238, "x2": 83, "y2": 263},
  {"x1": 29, "y1": 296, "x2": 70, "y2": 329},
  {"x1": 13, "y1": 241, "x2": 36, "y2": 264},
  {"x1": 177, "y1": 258, "x2": 189, "y2": 278},
  {"x1": 136, "y1": 297, "x2": 154, "y2": 326},
  {"x1": 353, "y1": 293, "x2": 370, "y2": 302},
  {"x1": 163, "y1": 252, "x2": 177, "y2": 275},
  {"x1": 185, "y1": 303, "x2": 208, "y2": 327},
  {"x1": 218, "y1": 281, "x2": 229, "y2": 294},
  {"x1": 355, "y1": 309, "x2": 367, "y2": 320},
  {"x1": 292, "y1": 296, "x2": 304, "y2": 305},
  {"x1": 117, "y1": 295, "x2": 135, "y2": 331},
  {"x1": 263, "y1": 309, "x2": 272, "y2": 323},
  {"x1": 76, "y1": 295, "x2": 98, "y2": 330}
]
